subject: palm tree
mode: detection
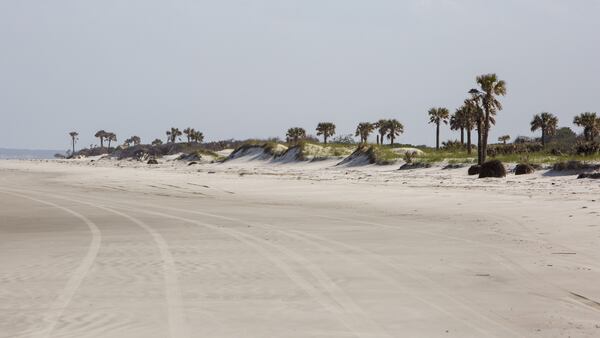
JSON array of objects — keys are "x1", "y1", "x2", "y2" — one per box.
[
  {"x1": 286, "y1": 127, "x2": 306, "y2": 144},
  {"x1": 498, "y1": 135, "x2": 510, "y2": 144},
  {"x1": 573, "y1": 112, "x2": 599, "y2": 142},
  {"x1": 316, "y1": 122, "x2": 336, "y2": 144},
  {"x1": 474, "y1": 73, "x2": 507, "y2": 163},
  {"x1": 459, "y1": 100, "x2": 479, "y2": 155},
  {"x1": 69, "y1": 131, "x2": 79, "y2": 155},
  {"x1": 450, "y1": 110, "x2": 465, "y2": 145},
  {"x1": 386, "y1": 119, "x2": 404, "y2": 145},
  {"x1": 428, "y1": 107, "x2": 450, "y2": 150},
  {"x1": 94, "y1": 130, "x2": 107, "y2": 148},
  {"x1": 355, "y1": 123, "x2": 374, "y2": 144},
  {"x1": 166, "y1": 127, "x2": 182, "y2": 143},
  {"x1": 374, "y1": 119, "x2": 390, "y2": 145},
  {"x1": 151, "y1": 138, "x2": 163, "y2": 146},
  {"x1": 192, "y1": 130, "x2": 204, "y2": 143},
  {"x1": 183, "y1": 128, "x2": 195, "y2": 143},
  {"x1": 130, "y1": 135, "x2": 141, "y2": 145},
  {"x1": 530, "y1": 112, "x2": 558, "y2": 146},
  {"x1": 106, "y1": 132, "x2": 117, "y2": 148}
]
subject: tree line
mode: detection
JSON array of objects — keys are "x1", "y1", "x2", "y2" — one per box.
[{"x1": 68, "y1": 73, "x2": 599, "y2": 164}]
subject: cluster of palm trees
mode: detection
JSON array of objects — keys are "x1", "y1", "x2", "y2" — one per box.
[
  {"x1": 94, "y1": 130, "x2": 118, "y2": 148},
  {"x1": 166, "y1": 127, "x2": 204, "y2": 144},
  {"x1": 369, "y1": 119, "x2": 404, "y2": 145},
  {"x1": 429, "y1": 74, "x2": 507, "y2": 164}
]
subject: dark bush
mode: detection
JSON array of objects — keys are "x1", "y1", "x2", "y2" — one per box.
[
  {"x1": 515, "y1": 163, "x2": 535, "y2": 175},
  {"x1": 468, "y1": 165, "x2": 480, "y2": 175},
  {"x1": 552, "y1": 161, "x2": 599, "y2": 171},
  {"x1": 577, "y1": 173, "x2": 600, "y2": 179},
  {"x1": 147, "y1": 159, "x2": 158, "y2": 164},
  {"x1": 399, "y1": 162, "x2": 431, "y2": 170},
  {"x1": 487, "y1": 142, "x2": 543, "y2": 156},
  {"x1": 479, "y1": 160, "x2": 506, "y2": 178}
]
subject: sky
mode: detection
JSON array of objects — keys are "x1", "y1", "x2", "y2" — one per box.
[{"x1": 1, "y1": 0, "x2": 599, "y2": 150}]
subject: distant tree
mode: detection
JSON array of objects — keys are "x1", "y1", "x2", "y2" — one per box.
[
  {"x1": 191, "y1": 130, "x2": 204, "y2": 143},
  {"x1": 428, "y1": 107, "x2": 450, "y2": 150},
  {"x1": 374, "y1": 119, "x2": 390, "y2": 145},
  {"x1": 106, "y1": 132, "x2": 117, "y2": 148},
  {"x1": 94, "y1": 130, "x2": 107, "y2": 148},
  {"x1": 183, "y1": 128, "x2": 195, "y2": 143},
  {"x1": 386, "y1": 119, "x2": 404, "y2": 145},
  {"x1": 129, "y1": 135, "x2": 141, "y2": 146},
  {"x1": 166, "y1": 127, "x2": 182, "y2": 143},
  {"x1": 69, "y1": 131, "x2": 79, "y2": 155},
  {"x1": 573, "y1": 112, "x2": 599, "y2": 141},
  {"x1": 498, "y1": 135, "x2": 511, "y2": 144},
  {"x1": 286, "y1": 127, "x2": 307, "y2": 144},
  {"x1": 530, "y1": 112, "x2": 558, "y2": 146},
  {"x1": 151, "y1": 138, "x2": 163, "y2": 146},
  {"x1": 316, "y1": 122, "x2": 336, "y2": 144},
  {"x1": 355, "y1": 122, "x2": 374, "y2": 144}
]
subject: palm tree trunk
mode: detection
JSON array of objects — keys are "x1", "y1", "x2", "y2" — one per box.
[
  {"x1": 435, "y1": 122, "x2": 440, "y2": 150},
  {"x1": 460, "y1": 128, "x2": 464, "y2": 145},
  {"x1": 100, "y1": 138, "x2": 104, "y2": 148},
  {"x1": 466, "y1": 128, "x2": 472, "y2": 154},
  {"x1": 541, "y1": 129, "x2": 545, "y2": 147},
  {"x1": 477, "y1": 121, "x2": 483, "y2": 165},
  {"x1": 482, "y1": 112, "x2": 490, "y2": 163},
  {"x1": 391, "y1": 135, "x2": 394, "y2": 146},
  {"x1": 72, "y1": 139, "x2": 75, "y2": 154},
  {"x1": 324, "y1": 136, "x2": 327, "y2": 144}
]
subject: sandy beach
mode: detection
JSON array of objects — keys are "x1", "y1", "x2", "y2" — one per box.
[{"x1": 1, "y1": 159, "x2": 600, "y2": 337}]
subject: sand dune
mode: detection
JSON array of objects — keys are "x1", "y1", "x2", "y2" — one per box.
[{"x1": 1, "y1": 159, "x2": 600, "y2": 337}]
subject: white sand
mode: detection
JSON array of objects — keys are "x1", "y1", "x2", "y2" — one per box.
[{"x1": 1, "y1": 158, "x2": 600, "y2": 337}]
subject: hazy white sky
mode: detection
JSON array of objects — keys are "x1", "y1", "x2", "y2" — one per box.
[{"x1": 1, "y1": 0, "x2": 598, "y2": 150}]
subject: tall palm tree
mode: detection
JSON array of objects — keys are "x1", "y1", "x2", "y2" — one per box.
[
  {"x1": 69, "y1": 131, "x2": 79, "y2": 155},
  {"x1": 498, "y1": 135, "x2": 510, "y2": 144},
  {"x1": 355, "y1": 123, "x2": 374, "y2": 144},
  {"x1": 374, "y1": 119, "x2": 390, "y2": 145},
  {"x1": 166, "y1": 127, "x2": 182, "y2": 143},
  {"x1": 460, "y1": 100, "x2": 479, "y2": 155},
  {"x1": 386, "y1": 119, "x2": 404, "y2": 145},
  {"x1": 286, "y1": 127, "x2": 306, "y2": 144},
  {"x1": 450, "y1": 110, "x2": 465, "y2": 145},
  {"x1": 531, "y1": 112, "x2": 558, "y2": 146},
  {"x1": 573, "y1": 112, "x2": 599, "y2": 141},
  {"x1": 192, "y1": 130, "x2": 204, "y2": 143},
  {"x1": 316, "y1": 122, "x2": 336, "y2": 144},
  {"x1": 183, "y1": 128, "x2": 195, "y2": 143},
  {"x1": 94, "y1": 130, "x2": 107, "y2": 148},
  {"x1": 474, "y1": 73, "x2": 507, "y2": 163},
  {"x1": 106, "y1": 132, "x2": 117, "y2": 148},
  {"x1": 428, "y1": 107, "x2": 450, "y2": 150}
]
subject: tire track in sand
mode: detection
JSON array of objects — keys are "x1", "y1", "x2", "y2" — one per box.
[
  {"x1": 59, "y1": 192, "x2": 392, "y2": 338},
  {"x1": 4, "y1": 188, "x2": 191, "y2": 338},
  {"x1": 0, "y1": 190, "x2": 101, "y2": 338},
  {"x1": 128, "y1": 202, "x2": 516, "y2": 337}
]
